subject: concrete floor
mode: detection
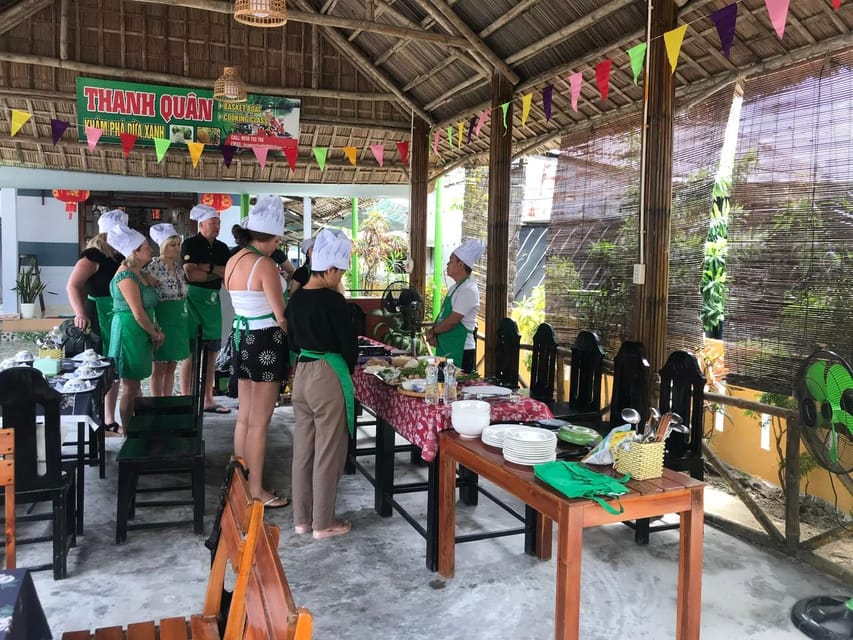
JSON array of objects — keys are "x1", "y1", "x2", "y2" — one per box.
[{"x1": 16, "y1": 399, "x2": 849, "y2": 640}]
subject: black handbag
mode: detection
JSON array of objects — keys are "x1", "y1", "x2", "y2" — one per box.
[{"x1": 60, "y1": 319, "x2": 102, "y2": 357}]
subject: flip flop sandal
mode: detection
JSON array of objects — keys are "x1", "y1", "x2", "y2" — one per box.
[
  {"x1": 262, "y1": 495, "x2": 289, "y2": 509},
  {"x1": 312, "y1": 521, "x2": 351, "y2": 540},
  {"x1": 294, "y1": 524, "x2": 312, "y2": 535},
  {"x1": 204, "y1": 405, "x2": 231, "y2": 414}
]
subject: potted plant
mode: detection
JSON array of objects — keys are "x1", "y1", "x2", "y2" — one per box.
[{"x1": 13, "y1": 267, "x2": 53, "y2": 319}]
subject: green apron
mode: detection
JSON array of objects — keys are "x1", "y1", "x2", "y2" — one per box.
[
  {"x1": 154, "y1": 299, "x2": 190, "y2": 362},
  {"x1": 299, "y1": 348, "x2": 355, "y2": 437},
  {"x1": 186, "y1": 284, "x2": 222, "y2": 342},
  {"x1": 232, "y1": 311, "x2": 275, "y2": 351},
  {"x1": 87, "y1": 294, "x2": 114, "y2": 353},
  {"x1": 434, "y1": 278, "x2": 473, "y2": 366}
]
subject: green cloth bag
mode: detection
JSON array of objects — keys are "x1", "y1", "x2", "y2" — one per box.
[{"x1": 533, "y1": 461, "x2": 630, "y2": 515}]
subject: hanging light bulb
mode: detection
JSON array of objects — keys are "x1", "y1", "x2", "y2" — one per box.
[
  {"x1": 234, "y1": 0, "x2": 287, "y2": 27},
  {"x1": 213, "y1": 66, "x2": 248, "y2": 103}
]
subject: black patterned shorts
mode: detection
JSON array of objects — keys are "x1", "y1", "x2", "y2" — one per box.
[{"x1": 233, "y1": 326, "x2": 289, "y2": 382}]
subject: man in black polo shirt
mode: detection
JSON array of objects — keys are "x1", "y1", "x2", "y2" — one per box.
[{"x1": 181, "y1": 203, "x2": 232, "y2": 413}]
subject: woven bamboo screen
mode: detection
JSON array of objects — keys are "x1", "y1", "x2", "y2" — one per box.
[{"x1": 726, "y1": 49, "x2": 853, "y2": 394}]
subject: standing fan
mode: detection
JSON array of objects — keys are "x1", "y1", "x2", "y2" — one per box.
[
  {"x1": 790, "y1": 350, "x2": 853, "y2": 640},
  {"x1": 380, "y1": 280, "x2": 425, "y2": 356}
]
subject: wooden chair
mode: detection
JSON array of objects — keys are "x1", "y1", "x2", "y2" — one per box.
[
  {"x1": 64, "y1": 459, "x2": 313, "y2": 640},
  {"x1": 0, "y1": 367, "x2": 77, "y2": 579},
  {"x1": 131, "y1": 329, "x2": 204, "y2": 420},
  {"x1": 348, "y1": 302, "x2": 368, "y2": 338},
  {"x1": 529, "y1": 324, "x2": 604, "y2": 424},
  {"x1": 0, "y1": 429, "x2": 15, "y2": 569},
  {"x1": 633, "y1": 350, "x2": 706, "y2": 544},
  {"x1": 493, "y1": 317, "x2": 521, "y2": 389},
  {"x1": 608, "y1": 341, "x2": 651, "y2": 429}
]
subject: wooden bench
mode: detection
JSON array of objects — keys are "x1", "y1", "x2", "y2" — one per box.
[{"x1": 62, "y1": 459, "x2": 313, "y2": 640}]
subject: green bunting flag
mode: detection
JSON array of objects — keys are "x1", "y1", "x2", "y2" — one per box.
[
  {"x1": 501, "y1": 102, "x2": 510, "y2": 131},
  {"x1": 627, "y1": 42, "x2": 647, "y2": 85},
  {"x1": 312, "y1": 146, "x2": 328, "y2": 171},
  {"x1": 153, "y1": 138, "x2": 171, "y2": 163}
]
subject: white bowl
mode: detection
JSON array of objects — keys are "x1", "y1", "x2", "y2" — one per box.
[
  {"x1": 401, "y1": 378, "x2": 427, "y2": 392},
  {"x1": 62, "y1": 378, "x2": 91, "y2": 393},
  {"x1": 14, "y1": 350, "x2": 34, "y2": 363},
  {"x1": 450, "y1": 400, "x2": 491, "y2": 438},
  {"x1": 0, "y1": 358, "x2": 18, "y2": 370}
]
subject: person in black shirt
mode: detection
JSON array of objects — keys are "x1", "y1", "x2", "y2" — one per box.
[
  {"x1": 181, "y1": 204, "x2": 231, "y2": 413},
  {"x1": 285, "y1": 229, "x2": 356, "y2": 539},
  {"x1": 288, "y1": 237, "x2": 313, "y2": 296}
]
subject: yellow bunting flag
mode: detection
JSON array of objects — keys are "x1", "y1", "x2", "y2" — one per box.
[
  {"x1": 10, "y1": 109, "x2": 31, "y2": 137},
  {"x1": 663, "y1": 25, "x2": 688, "y2": 75},
  {"x1": 187, "y1": 141, "x2": 204, "y2": 168},
  {"x1": 457, "y1": 121, "x2": 464, "y2": 149},
  {"x1": 521, "y1": 93, "x2": 532, "y2": 127},
  {"x1": 343, "y1": 146, "x2": 357, "y2": 165}
]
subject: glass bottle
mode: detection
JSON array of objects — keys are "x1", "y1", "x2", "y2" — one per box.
[
  {"x1": 443, "y1": 358, "x2": 457, "y2": 404},
  {"x1": 424, "y1": 357, "x2": 440, "y2": 405}
]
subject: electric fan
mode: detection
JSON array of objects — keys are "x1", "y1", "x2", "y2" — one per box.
[
  {"x1": 380, "y1": 280, "x2": 425, "y2": 356},
  {"x1": 790, "y1": 350, "x2": 853, "y2": 640}
]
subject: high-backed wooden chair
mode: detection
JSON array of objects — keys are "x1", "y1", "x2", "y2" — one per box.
[
  {"x1": 348, "y1": 302, "x2": 368, "y2": 338},
  {"x1": 0, "y1": 367, "x2": 77, "y2": 579},
  {"x1": 0, "y1": 429, "x2": 15, "y2": 569},
  {"x1": 132, "y1": 329, "x2": 204, "y2": 419},
  {"x1": 493, "y1": 317, "x2": 521, "y2": 389},
  {"x1": 608, "y1": 341, "x2": 651, "y2": 429},
  {"x1": 529, "y1": 324, "x2": 604, "y2": 424}
]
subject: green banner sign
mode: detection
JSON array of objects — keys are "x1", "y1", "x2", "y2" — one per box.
[{"x1": 76, "y1": 76, "x2": 300, "y2": 149}]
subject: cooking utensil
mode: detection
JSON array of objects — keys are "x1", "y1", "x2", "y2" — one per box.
[
  {"x1": 644, "y1": 407, "x2": 661, "y2": 441},
  {"x1": 620, "y1": 407, "x2": 641, "y2": 427}
]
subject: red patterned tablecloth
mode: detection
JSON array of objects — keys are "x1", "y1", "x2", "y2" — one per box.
[{"x1": 353, "y1": 369, "x2": 553, "y2": 462}]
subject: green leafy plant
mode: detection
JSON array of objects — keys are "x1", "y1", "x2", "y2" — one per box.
[
  {"x1": 701, "y1": 176, "x2": 731, "y2": 337},
  {"x1": 510, "y1": 285, "x2": 546, "y2": 369},
  {"x1": 13, "y1": 267, "x2": 55, "y2": 303},
  {"x1": 352, "y1": 210, "x2": 409, "y2": 293}
]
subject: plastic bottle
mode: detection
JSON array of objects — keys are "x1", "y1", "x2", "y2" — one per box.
[
  {"x1": 424, "y1": 357, "x2": 440, "y2": 405},
  {"x1": 443, "y1": 358, "x2": 457, "y2": 404}
]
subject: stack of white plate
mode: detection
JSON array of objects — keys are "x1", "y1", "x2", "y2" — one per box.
[
  {"x1": 481, "y1": 423, "x2": 519, "y2": 448},
  {"x1": 502, "y1": 426, "x2": 557, "y2": 465}
]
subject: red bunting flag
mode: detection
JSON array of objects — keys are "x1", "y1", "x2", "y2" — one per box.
[
  {"x1": 370, "y1": 144, "x2": 385, "y2": 167},
  {"x1": 283, "y1": 145, "x2": 298, "y2": 171},
  {"x1": 395, "y1": 141, "x2": 409, "y2": 165},
  {"x1": 832, "y1": 0, "x2": 841, "y2": 9},
  {"x1": 119, "y1": 132, "x2": 137, "y2": 157},
  {"x1": 595, "y1": 60, "x2": 612, "y2": 103}
]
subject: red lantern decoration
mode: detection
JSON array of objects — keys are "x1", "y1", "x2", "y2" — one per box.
[
  {"x1": 199, "y1": 193, "x2": 233, "y2": 212},
  {"x1": 52, "y1": 189, "x2": 90, "y2": 220}
]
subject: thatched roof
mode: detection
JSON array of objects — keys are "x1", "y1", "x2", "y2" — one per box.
[{"x1": 0, "y1": 0, "x2": 850, "y2": 187}]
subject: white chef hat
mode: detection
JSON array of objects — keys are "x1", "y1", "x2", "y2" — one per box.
[
  {"x1": 312, "y1": 228, "x2": 352, "y2": 271},
  {"x1": 149, "y1": 223, "x2": 179, "y2": 246},
  {"x1": 107, "y1": 224, "x2": 146, "y2": 257},
  {"x1": 190, "y1": 203, "x2": 218, "y2": 223},
  {"x1": 242, "y1": 195, "x2": 284, "y2": 236},
  {"x1": 97, "y1": 209, "x2": 128, "y2": 234},
  {"x1": 302, "y1": 237, "x2": 315, "y2": 254},
  {"x1": 452, "y1": 239, "x2": 485, "y2": 268}
]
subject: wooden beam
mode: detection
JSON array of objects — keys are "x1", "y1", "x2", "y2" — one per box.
[
  {"x1": 479, "y1": 0, "x2": 543, "y2": 39},
  {"x1": 409, "y1": 117, "x2": 429, "y2": 299},
  {"x1": 59, "y1": 0, "x2": 69, "y2": 61},
  {"x1": 0, "y1": 52, "x2": 396, "y2": 102},
  {"x1": 0, "y1": 0, "x2": 54, "y2": 36},
  {"x1": 421, "y1": 0, "x2": 519, "y2": 84},
  {"x1": 128, "y1": 0, "x2": 470, "y2": 48}
]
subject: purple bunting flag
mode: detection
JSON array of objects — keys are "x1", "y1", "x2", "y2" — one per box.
[
  {"x1": 466, "y1": 116, "x2": 477, "y2": 144},
  {"x1": 50, "y1": 119, "x2": 69, "y2": 145},
  {"x1": 542, "y1": 85, "x2": 553, "y2": 121},
  {"x1": 220, "y1": 145, "x2": 237, "y2": 168},
  {"x1": 710, "y1": 3, "x2": 738, "y2": 58}
]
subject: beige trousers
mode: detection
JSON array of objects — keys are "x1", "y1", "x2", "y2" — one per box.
[{"x1": 291, "y1": 359, "x2": 348, "y2": 530}]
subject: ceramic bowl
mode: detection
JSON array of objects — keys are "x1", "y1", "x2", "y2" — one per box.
[
  {"x1": 14, "y1": 350, "x2": 34, "y2": 363},
  {"x1": 401, "y1": 378, "x2": 427, "y2": 393},
  {"x1": 75, "y1": 364, "x2": 98, "y2": 378},
  {"x1": 450, "y1": 400, "x2": 491, "y2": 438},
  {"x1": 62, "y1": 378, "x2": 90, "y2": 393}
]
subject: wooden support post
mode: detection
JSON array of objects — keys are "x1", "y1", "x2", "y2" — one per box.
[
  {"x1": 409, "y1": 117, "x2": 429, "y2": 300},
  {"x1": 484, "y1": 73, "x2": 513, "y2": 377},
  {"x1": 783, "y1": 414, "x2": 801, "y2": 553},
  {"x1": 636, "y1": 0, "x2": 676, "y2": 372}
]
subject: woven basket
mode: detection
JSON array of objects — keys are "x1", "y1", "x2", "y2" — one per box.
[
  {"x1": 38, "y1": 348, "x2": 63, "y2": 360},
  {"x1": 614, "y1": 440, "x2": 665, "y2": 480}
]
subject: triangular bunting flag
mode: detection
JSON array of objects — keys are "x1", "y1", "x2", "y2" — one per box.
[
  {"x1": 283, "y1": 145, "x2": 298, "y2": 171},
  {"x1": 542, "y1": 86, "x2": 553, "y2": 121},
  {"x1": 627, "y1": 43, "x2": 647, "y2": 85},
  {"x1": 466, "y1": 116, "x2": 476, "y2": 144},
  {"x1": 395, "y1": 141, "x2": 409, "y2": 165},
  {"x1": 343, "y1": 146, "x2": 357, "y2": 165},
  {"x1": 85, "y1": 126, "x2": 103, "y2": 152},
  {"x1": 312, "y1": 147, "x2": 328, "y2": 172},
  {"x1": 710, "y1": 4, "x2": 738, "y2": 58},
  {"x1": 595, "y1": 60, "x2": 612, "y2": 103},
  {"x1": 568, "y1": 72, "x2": 583, "y2": 112},
  {"x1": 474, "y1": 110, "x2": 489, "y2": 137},
  {"x1": 154, "y1": 138, "x2": 171, "y2": 163},
  {"x1": 501, "y1": 102, "x2": 510, "y2": 132},
  {"x1": 220, "y1": 145, "x2": 237, "y2": 168},
  {"x1": 187, "y1": 141, "x2": 204, "y2": 168},
  {"x1": 50, "y1": 119, "x2": 69, "y2": 145},
  {"x1": 433, "y1": 130, "x2": 440, "y2": 155},
  {"x1": 663, "y1": 25, "x2": 688, "y2": 74},
  {"x1": 253, "y1": 145, "x2": 270, "y2": 170},
  {"x1": 832, "y1": 0, "x2": 841, "y2": 9},
  {"x1": 765, "y1": 0, "x2": 790, "y2": 40},
  {"x1": 446, "y1": 126, "x2": 454, "y2": 150},
  {"x1": 457, "y1": 121, "x2": 464, "y2": 149},
  {"x1": 10, "y1": 109, "x2": 31, "y2": 137},
  {"x1": 521, "y1": 93, "x2": 533, "y2": 127},
  {"x1": 370, "y1": 144, "x2": 385, "y2": 167},
  {"x1": 119, "y1": 132, "x2": 137, "y2": 157}
]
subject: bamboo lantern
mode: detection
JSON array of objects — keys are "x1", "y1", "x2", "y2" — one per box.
[
  {"x1": 213, "y1": 67, "x2": 248, "y2": 103},
  {"x1": 234, "y1": 0, "x2": 287, "y2": 27}
]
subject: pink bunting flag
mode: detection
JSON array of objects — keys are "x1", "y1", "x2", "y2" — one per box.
[
  {"x1": 85, "y1": 126, "x2": 103, "y2": 152},
  {"x1": 542, "y1": 86, "x2": 553, "y2": 121},
  {"x1": 474, "y1": 110, "x2": 489, "y2": 137},
  {"x1": 433, "y1": 130, "x2": 440, "y2": 155},
  {"x1": 119, "y1": 132, "x2": 137, "y2": 157},
  {"x1": 710, "y1": 4, "x2": 738, "y2": 58},
  {"x1": 568, "y1": 72, "x2": 582, "y2": 112},
  {"x1": 220, "y1": 145, "x2": 237, "y2": 168},
  {"x1": 370, "y1": 144, "x2": 385, "y2": 167},
  {"x1": 283, "y1": 145, "x2": 298, "y2": 171},
  {"x1": 50, "y1": 119, "x2": 69, "y2": 145},
  {"x1": 252, "y1": 145, "x2": 269, "y2": 170},
  {"x1": 595, "y1": 60, "x2": 612, "y2": 103},
  {"x1": 764, "y1": 0, "x2": 790, "y2": 40},
  {"x1": 395, "y1": 141, "x2": 409, "y2": 165}
]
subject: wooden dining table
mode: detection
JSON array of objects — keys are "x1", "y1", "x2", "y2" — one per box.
[{"x1": 438, "y1": 430, "x2": 705, "y2": 640}]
